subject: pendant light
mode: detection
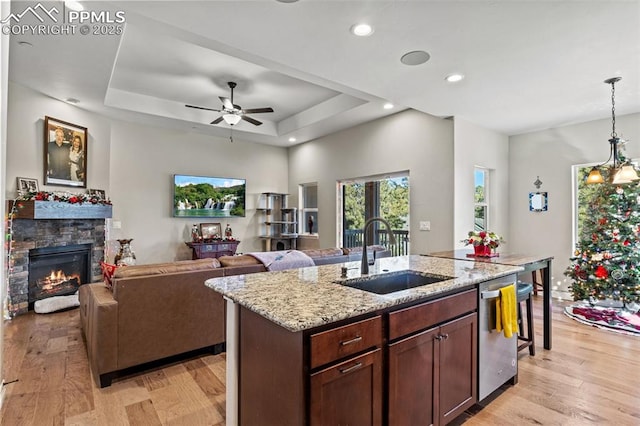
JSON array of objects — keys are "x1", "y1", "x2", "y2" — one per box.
[{"x1": 586, "y1": 77, "x2": 639, "y2": 184}]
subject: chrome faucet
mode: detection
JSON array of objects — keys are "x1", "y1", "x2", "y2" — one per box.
[{"x1": 361, "y1": 217, "x2": 396, "y2": 275}]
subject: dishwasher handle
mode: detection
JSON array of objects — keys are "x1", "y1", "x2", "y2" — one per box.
[{"x1": 480, "y1": 289, "x2": 501, "y2": 300}]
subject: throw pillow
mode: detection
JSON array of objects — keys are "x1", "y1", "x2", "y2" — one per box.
[{"x1": 100, "y1": 261, "x2": 118, "y2": 290}]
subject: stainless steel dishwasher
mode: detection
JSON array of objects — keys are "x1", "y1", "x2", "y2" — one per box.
[{"x1": 478, "y1": 274, "x2": 518, "y2": 401}]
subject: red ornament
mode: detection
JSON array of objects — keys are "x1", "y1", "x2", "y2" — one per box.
[
  {"x1": 624, "y1": 240, "x2": 631, "y2": 246},
  {"x1": 599, "y1": 218, "x2": 607, "y2": 225},
  {"x1": 594, "y1": 265, "x2": 608, "y2": 279},
  {"x1": 479, "y1": 231, "x2": 487, "y2": 239}
]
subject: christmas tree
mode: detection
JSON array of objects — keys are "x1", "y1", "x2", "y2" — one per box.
[{"x1": 565, "y1": 166, "x2": 640, "y2": 305}]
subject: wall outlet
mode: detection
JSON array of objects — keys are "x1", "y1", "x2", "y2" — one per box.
[{"x1": 419, "y1": 221, "x2": 431, "y2": 231}]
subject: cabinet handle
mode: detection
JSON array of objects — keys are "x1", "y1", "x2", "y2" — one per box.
[
  {"x1": 435, "y1": 335, "x2": 443, "y2": 341},
  {"x1": 441, "y1": 333, "x2": 449, "y2": 340},
  {"x1": 339, "y1": 362, "x2": 363, "y2": 374},
  {"x1": 340, "y1": 336, "x2": 363, "y2": 346}
]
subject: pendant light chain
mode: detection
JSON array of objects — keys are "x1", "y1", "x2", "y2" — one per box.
[{"x1": 611, "y1": 79, "x2": 617, "y2": 138}]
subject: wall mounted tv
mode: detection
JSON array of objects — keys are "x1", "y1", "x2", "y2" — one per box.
[{"x1": 173, "y1": 174, "x2": 246, "y2": 218}]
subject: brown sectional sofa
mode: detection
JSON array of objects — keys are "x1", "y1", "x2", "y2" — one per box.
[{"x1": 79, "y1": 246, "x2": 390, "y2": 387}]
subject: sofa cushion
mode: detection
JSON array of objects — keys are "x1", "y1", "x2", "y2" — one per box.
[
  {"x1": 113, "y1": 258, "x2": 220, "y2": 279},
  {"x1": 300, "y1": 248, "x2": 344, "y2": 258},
  {"x1": 345, "y1": 245, "x2": 387, "y2": 253},
  {"x1": 218, "y1": 255, "x2": 261, "y2": 267}
]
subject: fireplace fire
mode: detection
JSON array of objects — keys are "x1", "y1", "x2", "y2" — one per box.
[
  {"x1": 36, "y1": 270, "x2": 81, "y2": 292},
  {"x1": 28, "y1": 243, "x2": 92, "y2": 310}
]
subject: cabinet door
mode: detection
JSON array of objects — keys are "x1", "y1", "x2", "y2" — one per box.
[
  {"x1": 310, "y1": 349, "x2": 382, "y2": 426},
  {"x1": 388, "y1": 327, "x2": 439, "y2": 426},
  {"x1": 438, "y1": 313, "x2": 477, "y2": 425}
]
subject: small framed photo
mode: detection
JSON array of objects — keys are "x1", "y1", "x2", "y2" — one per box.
[
  {"x1": 89, "y1": 188, "x2": 106, "y2": 199},
  {"x1": 17, "y1": 177, "x2": 39, "y2": 195},
  {"x1": 44, "y1": 116, "x2": 88, "y2": 188},
  {"x1": 200, "y1": 223, "x2": 222, "y2": 239}
]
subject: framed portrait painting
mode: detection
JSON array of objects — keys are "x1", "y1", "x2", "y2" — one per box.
[{"x1": 44, "y1": 116, "x2": 88, "y2": 188}]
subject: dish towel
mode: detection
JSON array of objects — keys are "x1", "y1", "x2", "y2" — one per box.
[{"x1": 495, "y1": 284, "x2": 518, "y2": 338}]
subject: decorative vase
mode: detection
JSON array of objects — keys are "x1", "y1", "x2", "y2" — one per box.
[
  {"x1": 474, "y1": 245, "x2": 492, "y2": 256},
  {"x1": 114, "y1": 238, "x2": 136, "y2": 266}
]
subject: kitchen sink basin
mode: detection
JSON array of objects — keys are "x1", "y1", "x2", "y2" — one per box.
[{"x1": 339, "y1": 270, "x2": 454, "y2": 295}]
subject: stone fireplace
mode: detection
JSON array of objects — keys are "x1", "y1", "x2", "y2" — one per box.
[{"x1": 7, "y1": 200, "x2": 111, "y2": 316}]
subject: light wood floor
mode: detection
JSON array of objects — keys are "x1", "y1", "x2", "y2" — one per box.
[{"x1": 1, "y1": 297, "x2": 640, "y2": 425}]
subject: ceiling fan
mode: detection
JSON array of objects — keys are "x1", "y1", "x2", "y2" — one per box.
[{"x1": 185, "y1": 81, "x2": 274, "y2": 126}]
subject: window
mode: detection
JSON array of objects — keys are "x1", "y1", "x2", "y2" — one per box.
[
  {"x1": 474, "y1": 168, "x2": 489, "y2": 232},
  {"x1": 299, "y1": 183, "x2": 318, "y2": 235},
  {"x1": 339, "y1": 173, "x2": 410, "y2": 256}
]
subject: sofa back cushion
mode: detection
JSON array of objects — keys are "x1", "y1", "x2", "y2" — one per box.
[
  {"x1": 113, "y1": 258, "x2": 220, "y2": 279},
  {"x1": 218, "y1": 254, "x2": 261, "y2": 267}
]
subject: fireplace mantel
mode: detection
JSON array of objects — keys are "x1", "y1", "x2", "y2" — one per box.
[{"x1": 9, "y1": 200, "x2": 112, "y2": 220}]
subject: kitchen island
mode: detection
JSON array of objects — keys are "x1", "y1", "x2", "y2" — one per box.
[{"x1": 205, "y1": 255, "x2": 523, "y2": 425}]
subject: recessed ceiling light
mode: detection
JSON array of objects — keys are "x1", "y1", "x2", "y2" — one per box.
[
  {"x1": 400, "y1": 50, "x2": 430, "y2": 66},
  {"x1": 276, "y1": 0, "x2": 299, "y2": 2},
  {"x1": 445, "y1": 73, "x2": 465, "y2": 83},
  {"x1": 383, "y1": 103, "x2": 394, "y2": 110},
  {"x1": 17, "y1": 41, "x2": 33, "y2": 47},
  {"x1": 288, "y1": 137, "x2": 297, "y2": 143},
  {"x1": 65, "y1": 1, "x2": 84, "y2": 11},
  {"x1": 65, "y1": 98, "x2": 80, "y2": 104},
  {"x1": 350, "y1": 23, "x2": 374, "y2": 37}
]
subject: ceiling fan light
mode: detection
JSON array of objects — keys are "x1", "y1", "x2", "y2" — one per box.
[
  {"x1": 223, "y1": 114, "x2": 241, "y2": 126},
  {"x1": 586, "y1": 167, "x2": 605, "y2": 184}
]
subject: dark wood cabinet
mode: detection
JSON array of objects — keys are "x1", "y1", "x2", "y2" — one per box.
[
  {"x1": 185, "y1": 241, "x2": 239, "y2": 259},
  {"x1": 310, "y1": 348, "x2": 382, "y2": 426},
  {"x1": 388, "y1": 290, "x2": 477, "y2": 426},
  {"x1": 238, "y1": 289, "x2": 477, "y2": 426},
  {"x1": 388, "y1": 326, "x2": 438, "y2": 425},
  {"x1": 438, "y1": 313, "x2": 477, "y2": 424}
]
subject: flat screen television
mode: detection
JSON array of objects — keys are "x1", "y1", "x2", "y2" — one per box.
[{"x1": 173, "y1": 174, "x2": 246, "y2": 218}]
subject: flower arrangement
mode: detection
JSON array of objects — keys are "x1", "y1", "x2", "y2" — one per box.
[
  {"x1": 461, "y1": 230, "x2": 504, "y2": 249},
  {"x1": 17, "y1": 191, "x2": 112, "y2": 205}
]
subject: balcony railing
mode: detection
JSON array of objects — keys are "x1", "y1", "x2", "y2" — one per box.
[{"x1": 344, "y1": 229, "x2": 410, "y2": 257}]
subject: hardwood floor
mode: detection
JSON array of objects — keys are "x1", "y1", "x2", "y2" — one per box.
[{"x1": 1, "y1": 296, "x2": 639, "y2": 425}]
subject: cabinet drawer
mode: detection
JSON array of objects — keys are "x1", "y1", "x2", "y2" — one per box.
[
  {"x1": 310, "y1": 316, "x2": 382, "y2": 369},
  {"x1": 388, "y1": 289, "x2": 476, "y2": 340}
]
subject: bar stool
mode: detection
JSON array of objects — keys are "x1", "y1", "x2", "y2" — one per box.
[{"x1": 516, "y1": 282, "x2": 535, "y2": 356}]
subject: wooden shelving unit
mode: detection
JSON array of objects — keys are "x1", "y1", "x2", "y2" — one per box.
[{"x1": 257, "y1": 192, "x2": 298, "y2": 251}]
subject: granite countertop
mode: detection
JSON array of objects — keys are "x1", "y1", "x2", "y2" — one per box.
[{"x1": 205, "y1": 255, "x2": 523, "y2": 333}]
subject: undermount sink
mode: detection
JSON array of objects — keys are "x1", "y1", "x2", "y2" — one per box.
[{"x1": 339, "y1": 270, "x2": 454, "y2": 295}]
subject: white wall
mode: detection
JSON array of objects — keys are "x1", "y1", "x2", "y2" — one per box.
[
  {"x1": 108, "y1": 121, "x2": 288, "y2": 263},
  {"x1": 509, "y1": 113, "x2": 640, "y2": 294},
  {"x1": 6, "y1": 83, "x2": 111, "y2": 195},
  {"x1": 453, "y1": 118, "x2": 510, "y2": 247},
  {"x1": 288, "y1": 109, "x2": 454, "y2": 254},
  {"x1": 5, "y1": 83, "x2": 289, "y2": 264}
]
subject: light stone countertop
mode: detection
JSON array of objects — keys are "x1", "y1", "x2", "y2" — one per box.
[{"x1": 205, "y1": 255, "x2": 523, "y2": 332}]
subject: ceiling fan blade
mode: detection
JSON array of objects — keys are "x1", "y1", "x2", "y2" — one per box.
[
  {"x1": 186, "y1": 104, "x2": 221, "y2": 112},
  {"x1": 210, "y1": 116, "x2": 224, "y2": 125},
  {"x1": 220, "y1": 96, "x2": 234, "y2": 110},
  {"x1": 241, "y1": 115, "x2": 263, "y2": 126},
  {"x1": 242, "y1": 107, "x2": 274, "y2": 114}
]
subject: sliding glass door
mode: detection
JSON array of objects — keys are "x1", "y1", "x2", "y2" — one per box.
[{"x1": 340, "y1": 173, "x2": 410, "y2": 256}]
